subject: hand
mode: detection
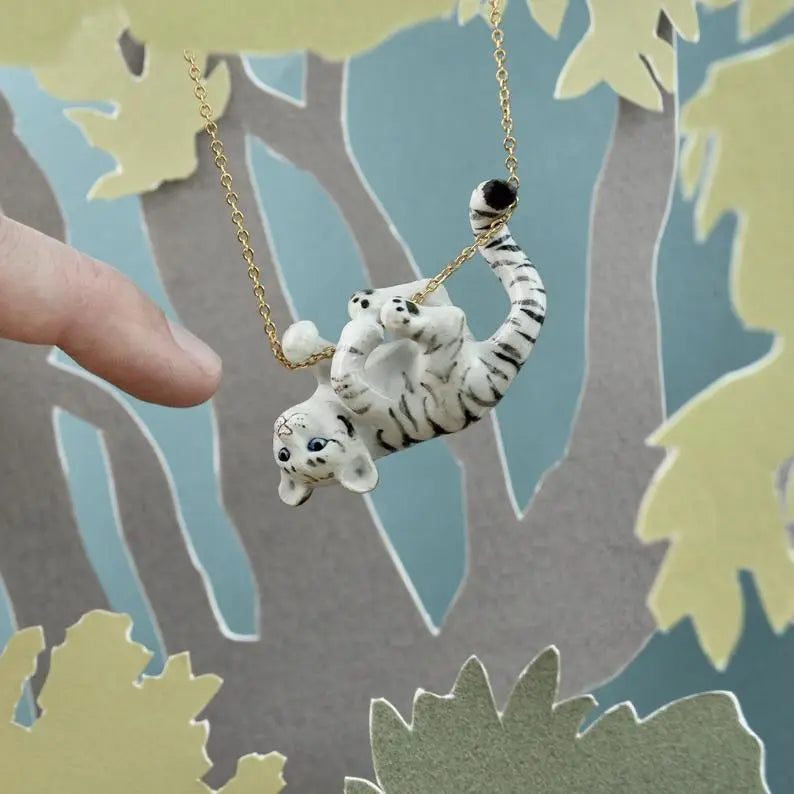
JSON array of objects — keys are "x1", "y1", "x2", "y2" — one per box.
[{"x1": 0, "y1": 213, "x2": 221, "y2": 407}]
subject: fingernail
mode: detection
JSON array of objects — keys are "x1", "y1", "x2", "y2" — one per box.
[{"x1": 167, "y1": 319, "x2": 222, "y2": 376}]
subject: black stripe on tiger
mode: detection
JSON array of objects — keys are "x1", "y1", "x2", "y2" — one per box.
[
  {"x1": 388, "y1": 407, "x2": 422, "y2": 448},
  {"x1": 422, "y1": 397, "x2": 452, "y2": 437},
  {"x1": 457, "y1": 392, "x2": 482, "y2": 429},
  {"x1": 479, "y1": 356, "x2": 510, "y2": 380},
  {"x1": 337, "y1": 414, "x2": 356, "y2": 438},
  {"x1": 421, "y1": 380, "x2": 439, "y2": 405},
  {"x1": 486, "y1": 233, "x2": 510, "y2": 248},
  {"x1": 493, "y1": 350, "x2": 522, "y2": 372},
  {"x1": 399, "y1": 393, "x2": 419, "y2": 432},
  {"x1": 520, "y1": 306, "x2": 545, "y2": 324},
  {"x1": 376, "y1": 430, "x2": 398, "y2": 453},
  {"x1": 463, "y1": 386, "x2": 499, "y2": 408}
]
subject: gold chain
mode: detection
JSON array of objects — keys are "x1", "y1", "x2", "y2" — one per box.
[{"x1": 184, "y1": 0, "x2": 518, "y2": 370}]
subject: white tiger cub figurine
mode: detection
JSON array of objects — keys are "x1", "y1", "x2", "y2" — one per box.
[{"x1": 273, "y1": 179, "x2": 546, "y2": 506}]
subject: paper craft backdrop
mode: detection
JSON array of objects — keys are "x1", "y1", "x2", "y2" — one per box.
[{"x1": 0, "y1": 1, "x2": 791, "y2": 791}]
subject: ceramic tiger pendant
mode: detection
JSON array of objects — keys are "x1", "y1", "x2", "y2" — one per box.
[{"x1": 273, "y1": 179, "x2": 546, "y2": 506}]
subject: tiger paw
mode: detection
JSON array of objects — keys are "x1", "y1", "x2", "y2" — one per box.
[
  {"x1": 282, "y1": 320, "x2": 329, "y2": 364},
  {"x1": 381, "y1": 297, "x2": 422, "y2": 336},
  {"x1": 347, "y1": 289, "x2": 385, "y2": 323}
]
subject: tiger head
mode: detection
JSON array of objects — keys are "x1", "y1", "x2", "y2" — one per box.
[{"x1": 273, "y1": 403, "x2": 378, "y2": 506}]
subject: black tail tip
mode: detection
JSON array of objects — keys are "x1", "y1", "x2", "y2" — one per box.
[{"x1": 482, "y1": 179, "x2": 516, "y2": 211}]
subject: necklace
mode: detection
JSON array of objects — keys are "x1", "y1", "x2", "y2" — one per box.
[{"x1": 184, "y1": 0, "x2": 547, "y2": 506}]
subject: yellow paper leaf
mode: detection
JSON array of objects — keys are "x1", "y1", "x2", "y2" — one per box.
[
  {"x1": 33, "y1": 7, "x2": 230, "y2": 199},
  {"x1": 679, "y1": 130, "x2": 709, "y2": 199},
  {"x1": 0, "y1": 628, "x2": 43, "y2": 723},
  {"x1": 2, "y1": 0, "x2": 458, "y2": 67},
  {"x1": 527, "y1": 0, "x2": 570, "y2": 38},
  {"x1": 218, "y1": 753, "x2": 287, "y2": 794},
  {"x1": 738, "y1": 0, "x2": 794, "y2": 38},
  {"x1": 33, "y1": 7, "x2": 131, "y2": 101},
  {"x1": 662, "y1": 0, "x2": 701, "y2": 40},
  {"x1": 140, "y1": 652, "x2": 223, "y2": 735},
  {"x1": 0, "y1": 611, "x2": 286, "y2": 793},
  {"x1": 639, "y1": 38, "x2": 794, "y2": 667},
  {"x1": 680, "y1": 37, "x2": 794, "y2": 327},
  {"x1": 555, "y1": 0, "x2": 702, "y2": 111},
  {"x1": 458, "y1": 0, "x2": 485, "y2": 24},
  {"x1": 785, "y1": 472, "x2": 794, "y2": 525}
]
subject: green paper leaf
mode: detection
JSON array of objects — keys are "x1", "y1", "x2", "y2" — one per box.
[
  {"x1": 354, "y1": 649, "x2": 767, "y2": 792},
  {"x1": 503, "y1": 646, "x2": 561, "y2": 725}
]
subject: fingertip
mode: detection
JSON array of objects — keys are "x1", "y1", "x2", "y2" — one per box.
[
  {"x1": 166, "y1": 319, "x2": 222, "y2": 380},
  {"x1": 151, "y1": 320, "x2": 223, "y2": 408},
  {"x1": 167, "y1": 358, "x2": 224, "y2": 409}
]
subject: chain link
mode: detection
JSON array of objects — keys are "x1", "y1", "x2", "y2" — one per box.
[{"x1": 183, "y1": 0, "x2": 518, "y2": 368}]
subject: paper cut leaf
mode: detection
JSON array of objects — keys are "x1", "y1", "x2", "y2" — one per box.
[
  {"x1": 346, "y1": 648, "x2": 766, "y2": 792},
  {"x1": 3, "y1": 1, "x2": 458, "y2": 67},
  {"x1": 458, "y1": 0, "x2": 571, "y2": 34},
  {"x1": 639, "y1": 37, "x2": 794, "y2": 667},
  {"x1": 590, "y1": 573, "x2": 794, "y2": 794},
  {"x1": 555, "y1": 0, "x2": 700, "y2": 111},
  {"x1": 736, "y1": 0, "x2": 794, "y2": 37},
  {"x1": 33, "y1": 7, "x2": 230, "y2": 199},
  {"x1": 527, "y1": 0, "x2": 571, "y2": 37},
  {"x1": 0, "y1": 611, "x2": 286, "y2": 793},
  {"x1": 457, "y1": 0, "x2": 509, "y2": 24},
  {"x1": 0, "y1": 628, "x2": 43, "y2": 723},
  {"x1": 217, "y1": 754, "x2": 287, "y2": 794},
  {"x1": 781, "y1": 458, "x2": 794, "y2": 525},
  {"x1": 457, "y1": 0, "x2": 486, "y2": 24}
]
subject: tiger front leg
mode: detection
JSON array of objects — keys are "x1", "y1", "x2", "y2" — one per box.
[{"x1": 330, "y1": 317, "x2": 394, "y2": 419}]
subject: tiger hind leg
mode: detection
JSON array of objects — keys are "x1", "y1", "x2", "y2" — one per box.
[{"x1": 381, "y1": 298, "x2": 467, "y2": 353}]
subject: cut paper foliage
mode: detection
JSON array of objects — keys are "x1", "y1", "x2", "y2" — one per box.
[
  {"x1": 457, "y1": 0, "x2": 490, "y2": 24},
  {"x1": 32, "y1": 7, "x2": 230, "y2": 199},
  {"x1": 527, "y1": 0, "x2": 571, "y2": 37},
  {"x1": 457, "y1": 0, "x2": 570, "y2": 36},
  {"x1": 590, "y1": 573, "x2": 794, "y2": 794},
  {"x1": 461, "y1": 1, "x2": 794, "y2": 109},
  {"x1": 639, "y1": 38, "x2": 794, "y2": 666},
  {"x1": 733, "y1": 0, "x2": 794, "y2": 38},
  {"x1": 0, "y1": 611, "x2": 286, "y2": 793},
  {"x1": 2, "y1": 1, "x2": 457, "y2": 66},
  {"x1": 555, "y1": 0, "x2": 700, "y2": 111},
  {"x1": 458, "y1": 0, "x2": 701, "y2": 108},
  {"x1": 345, "y1": 648, "x2": 766, "y2": 793}
]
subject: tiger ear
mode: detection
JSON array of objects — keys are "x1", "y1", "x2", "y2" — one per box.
[
  {"x1": 279, "y1": 470, "x2": 314, "y2": 506},
  {"x1": 338, "y1": 452, "x2": 379, "y2": 494}
]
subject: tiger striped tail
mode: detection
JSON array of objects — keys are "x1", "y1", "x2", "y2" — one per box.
[{"x1": 469, "y1": 180, "x2": 546, "y2": 374}]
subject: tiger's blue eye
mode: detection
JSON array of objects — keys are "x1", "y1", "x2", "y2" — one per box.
[
  {"x1": 307, "y1": 438, "x2": 328, "y2": 453},
  {"x1": 277, "y1": 448, "x2": 291, "y2": 462}
]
